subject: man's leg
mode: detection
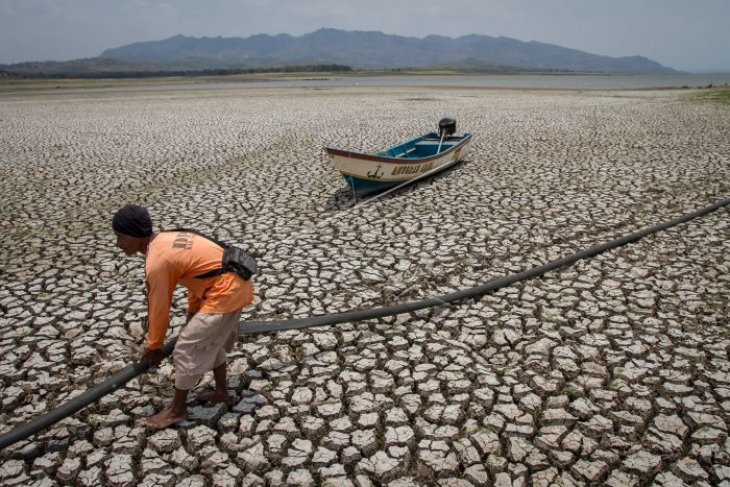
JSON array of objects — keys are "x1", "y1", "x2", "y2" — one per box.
[
  {"x1": 139, "y1": 312, "x2": 215, "y2": 429},
  {"x1": 139, "y1": 387, "x2": 189, "y2": 429},
  {"x1": 196, "y1": 362, "x2": 233, "y2": 406},
  {"x1": 196, "y1": 310, "x2": 240, "y2": 406}
]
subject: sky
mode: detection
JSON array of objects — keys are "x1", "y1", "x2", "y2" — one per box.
[{"x1": 1, "y1": 0, "x2": 728, "y2": 72}]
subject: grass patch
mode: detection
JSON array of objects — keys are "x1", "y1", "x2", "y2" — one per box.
[
  {"x1": 0, "y1": 72, "x2": 319, "y2": 93},
  {"x1": 562, "y1": 385, "x2": 583, "y2": 399},
  {"x1": 690, "y1": 87, "x2": 730, "y2": 104}
]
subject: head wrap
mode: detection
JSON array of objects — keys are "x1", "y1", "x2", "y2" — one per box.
[{"x1": 112, "y1": 204, "x2": 153, "y2": 238}]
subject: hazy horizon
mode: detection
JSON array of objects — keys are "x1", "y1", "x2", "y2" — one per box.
[{"x1": 1, "y1": 0, "x2": 729, "y2": 73}]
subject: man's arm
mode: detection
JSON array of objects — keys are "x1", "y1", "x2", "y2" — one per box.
[
  {"x1": 142, "y1": 259, "x2": 176, "y2": 365},
  {"x1": 187, "y1": 293, "x2": 202, "y2": 319}
]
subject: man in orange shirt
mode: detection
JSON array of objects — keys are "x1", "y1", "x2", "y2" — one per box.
[{"x1": 112, "y1": 204, "x2": 254, "y2": 429}]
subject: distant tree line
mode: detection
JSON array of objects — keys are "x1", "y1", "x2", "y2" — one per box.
[{"x1": 0, "y1": 64, "x2": 353, "y2": 79}]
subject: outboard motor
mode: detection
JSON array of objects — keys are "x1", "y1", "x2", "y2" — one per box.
[{"x1": 438, "y1": 118, "x2": 457, "y2": 138}]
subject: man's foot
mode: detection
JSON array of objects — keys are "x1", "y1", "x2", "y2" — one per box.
[
  {"x1": 196, "y1": 389, "x2": 234, "y2": 407},
  {"x1": 137, "y1": 407, "x2": 186, "y2": 430}
]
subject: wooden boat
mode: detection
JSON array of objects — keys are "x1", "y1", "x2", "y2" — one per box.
[{"x1": 325, "y1": 118, "x2": 472, "y2": 196}]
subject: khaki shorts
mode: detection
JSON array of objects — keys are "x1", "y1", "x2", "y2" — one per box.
[{"x1": 172, "y1": 310, "x2": 241, "y2": 390}]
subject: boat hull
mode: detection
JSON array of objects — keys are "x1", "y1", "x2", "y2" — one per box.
[{"x1": 325, "y1": 132, "x2": 472, "y2": 195}]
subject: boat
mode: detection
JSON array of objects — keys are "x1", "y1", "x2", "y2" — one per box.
[{"x1": 325, "y1": 118, "x2": 473, "y2": 196}]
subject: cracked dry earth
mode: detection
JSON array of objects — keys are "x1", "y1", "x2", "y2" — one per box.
[{"x1": 0, "y1": 83, "x2": 728, "y2": 487}]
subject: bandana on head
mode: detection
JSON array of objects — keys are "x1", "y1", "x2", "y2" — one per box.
[{"x1": 112, "y1": 204, "x2": 153, "y2": 238}]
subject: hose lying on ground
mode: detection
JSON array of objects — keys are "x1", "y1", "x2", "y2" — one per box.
[
  {"x1": 0, "y1": 197, "x2": 727, "y2": 450},
  {"x1": 239, "y1": 197, "x2": 730, "y2": 334},
  {"x1": 0, "y1": 338, "x2": 178, "y2": 450}
]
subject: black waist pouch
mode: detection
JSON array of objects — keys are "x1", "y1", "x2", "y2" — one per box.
[{"x1": 220, "y1": 245, "x2": 257, "y2": 281}]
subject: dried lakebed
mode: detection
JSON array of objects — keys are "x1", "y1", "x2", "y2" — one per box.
[{"x1": 0, "y1": 85, "x2": 729, "y2": 486}]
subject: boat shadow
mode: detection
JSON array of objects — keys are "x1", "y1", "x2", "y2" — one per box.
[{"x1": 324, "y1": 159, "x2": 467, "y2": 211}]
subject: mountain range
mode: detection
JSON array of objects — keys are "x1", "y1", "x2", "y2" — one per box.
[{"x1": 2, "y1": 28, "x2": 675, "y2": 76}]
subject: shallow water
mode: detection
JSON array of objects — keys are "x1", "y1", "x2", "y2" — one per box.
[{"x1": 25, "y1": 72, "x2": 730, "y2": 95}]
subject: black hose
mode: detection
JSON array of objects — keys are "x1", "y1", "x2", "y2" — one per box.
[
  {"x1": 0, "y1": 338, "x2": 177, "y2": 450},
  {"x1": 0, "y1": 197, "x2": 727, "y2": 450},
  {"x1": 239, "y1": 197, "x2": 729, "y2": 334}
]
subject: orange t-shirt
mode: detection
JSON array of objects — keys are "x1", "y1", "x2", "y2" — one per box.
[{"x1": 144, "y1": 231, "x2": 254, "y2": 349}]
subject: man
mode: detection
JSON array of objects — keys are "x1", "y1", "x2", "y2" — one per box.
[{"x1": 112, "y1": 203, "x2": 254, "y2": 429}]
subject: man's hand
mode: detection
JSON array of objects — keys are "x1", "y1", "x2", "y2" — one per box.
[{"x1": 141, "y1": 347, "x2": 164, "y2": 368}]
